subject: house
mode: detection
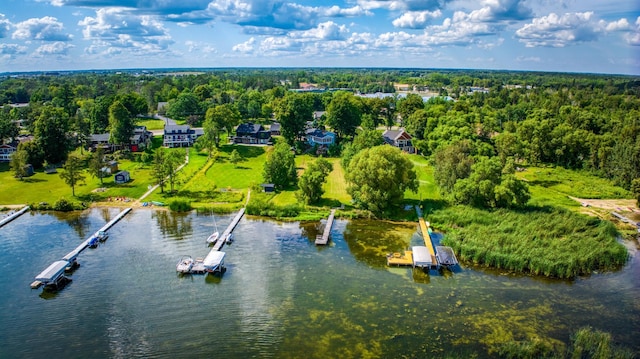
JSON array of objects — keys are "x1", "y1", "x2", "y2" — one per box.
[
  {"x1": 0, "y1": 144, "x2": 16, "y2": 162},
  {"x1": 270, "y1": 122, "x2": 281, "y2": 136},
  {"x1": 234, "y1": 123, "x2": 272, "y2": 145},
  {"x1": 163, "y1": 125, "x2": 203, "y2": 148},
  {"x1": 114, "y1": 170, "x2": 130, "y2": 184},
  {"x1": 260, "y1": 183, "x2": 275, "y2": 193},
  {"x1": 382, "y1": 128, "x2": 415, "y2": 154},
  {"x1": 89, "y1": 133, "x2": 112, "y2": 152},
  {"x1": 130, "y1": 126, "x2": 153, "y2": 152},
  {"x1": 306, "y1": 128, "x2": 336, "y2": 148}
]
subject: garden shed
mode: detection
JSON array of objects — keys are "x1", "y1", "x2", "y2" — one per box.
[{"x1": 114, "y1": 170, "x2": 130, "y2": 184}]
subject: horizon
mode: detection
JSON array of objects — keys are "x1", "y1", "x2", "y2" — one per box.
[{"x1": 1, "y1": 1, "x2": 639, "y2": 75}]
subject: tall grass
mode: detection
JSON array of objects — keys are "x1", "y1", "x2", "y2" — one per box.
[{"x1": 428, "y1": 205, "x2": 628, "y2": 278}]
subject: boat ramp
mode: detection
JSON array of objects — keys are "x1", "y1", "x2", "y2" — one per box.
[
  {"x1": 178, "y1": 208, "x2": 245, "y2": 275},
  {"x1": 0, "y1": 206, "x2": 29, "y2": 228},
  {"x1": 31, "y1": 207, "x2": 132, "y2": 290},
  {"x1": 315, "y1": 209, "x2": 336, "y2": 245}
]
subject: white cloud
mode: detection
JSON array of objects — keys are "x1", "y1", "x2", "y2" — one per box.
[
  {"x1": 12, "y1": 16, "x2": 73, "y2": 41},
  {"x1": 516, "y1": 55, "x2": 541, "y2": 62},
  {"x1": 293, "y1": 21, "x2": 349, "y2": 40},
  {"x1": 34, "y1": 41, "x2": 75, "y2": 55},
  {"x1": 185, "y1": 40, "x2": 216, "y2": 53},
  {"x1": 357, "y1": 0, "x2": 449, "y2": 11},
  {"x1": 232, "y1": 37, "x2": 255, "y2": 53},
  {"x1": 418, "y1": 11, "x2": 502, "y2": 46},
  {"x1": 392, "y1": 10, "x2": 442, "y2": 29},
  {"x1": 515, "y1": 12, "x2": 635, "y2": 47},
  {"x1": 625, "y1": 17, "x2": 640, "y2": 46},
  {"x1": 471, "y1": 0, "x2": 532, "y2": 21},
  {"x1": 0, "y1": 14, "x2": 11, "y2": 38},
  {"x1": 0, "y1": 43, "x2": 28, "y2": 55},
  {"x1": 79, "y1": 8, "x2": 174, "y2": 55}
]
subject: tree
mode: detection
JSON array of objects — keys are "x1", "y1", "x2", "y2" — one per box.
[
  {"x1": 152, "y1": 148, "x2": 185, "y2": 193},
  {"x1": 204, "y1": 104, "x2": 241, "y2": 148},
  {"x1": 10, "y1": 148, "x2": 29, "y2": 180},
  {"x1": 59, "y1": 153, "x2": 86, "y2": 196},
  {"x1": 108, "y1": 100, "x2": 135, "y2": 147},
  {"x1": 326, "y1": 91, "x2": 362, "y2": 139},
  {"x1": 229, "y1": 149, "x2": 242, "y2": 167},
  {"x1": 632, "y1": 178, "x2": 640, "y2": 207},
  {"x1": 166, "y1": 92, "x2": 202, "y2": 121},
  {"x1": 346, "y1": 145, "x2": 418, "y2": 214},
  {"x1": 273, "y1": 93, "x2": 313, "y2": 145},
  {"x1": 88, "y1": 147, "x2": 107, "y2": 185},
  {"x1": 433, "y1": 141, "x2": 474, "y2": 195},
  {"x1": 397, "y1": 93, "x2": 424, "y2": 125},
  {"x1": 341, "y1": 129, "x2": 383, "y2": 169},
  {"x1": 263, "y1": 142, "x2": 297, "y2": 189},
  {"x1": 34, "y1": 105, "x2": 70, "y2": 164},
  {"x1": 298, "y1": 158, "x2": 333, "y2": 204},
  {"x1": 0, "y1": 109, "x2": 19, "y2": 142}
]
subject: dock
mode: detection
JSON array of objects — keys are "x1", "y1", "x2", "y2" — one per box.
[
  {"x1": 315, "y1": 209, "x2": 336, "y2": 245},
  {"x1": 181, "y1": 208, "x2": 245, "y2": 275},
  {"x1": 418, "y1": 217, "x2": 439, "y2": 268},
  {"x1": 32, "y1": 207, "x2": 133, "y2": 290},
  {"x1": 387, "y1": 250, "x2": 413, "y2": 266},
  {"x1": 0, "y1": 206, "x2": 29, "y2": 228}
]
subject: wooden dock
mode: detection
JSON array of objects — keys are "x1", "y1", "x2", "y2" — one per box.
[
  {"x1": 387, "y1": 250, "x2": 413, "y2": 266},
  {"x1": 418, "y1": 217, "x2": 439, "y2": 268},
  {"x1": 0, "y1": 206, "x2": 29, "y2": 228},
  {"x1": 33, "y1": 207, "x2": 133, "y2": 289},
  {"x1": 315, "y1": 209, "x2": 336, "y2": 245},
  {"x1": 212, "y1": 208, "x2": 245, "y2": 252}
]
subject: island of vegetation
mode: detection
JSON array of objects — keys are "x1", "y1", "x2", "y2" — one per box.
[{"x1": 1, "y1": 68, "x2": 638, "y2": 281}]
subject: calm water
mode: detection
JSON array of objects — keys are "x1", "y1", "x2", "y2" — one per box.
[{"x1": 0, "y1": 208, "x2": 638, "y2": 358}]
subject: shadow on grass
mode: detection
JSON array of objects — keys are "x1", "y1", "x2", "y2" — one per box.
[
  {"x1": 22, "y1": 177, "x2": 47, "y2": 183},
  {"x1": 218, "y1": 144, "x2": 266, "y2": 158}
]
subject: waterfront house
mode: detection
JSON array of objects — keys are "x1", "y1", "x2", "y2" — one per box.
[
  {"x1": 382, "y1": 128, "x2": 415, "y2": 154},
  {"x1": 306, "y1": 129, "x2": 336, "y2": 154},
  {"x1": 163, "y1": 125, "x2": 203, "y2": 148},
  {"x1": 234, "y1": 123, "x2": 272, "y2": 144},
  {"x1": 0, "y1": 143, "x2": 16, "y2": 162}
]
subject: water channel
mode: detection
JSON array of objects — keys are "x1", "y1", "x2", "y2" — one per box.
[{"x1": 0, "y1": 208, "x2": 638, "y2": 358}]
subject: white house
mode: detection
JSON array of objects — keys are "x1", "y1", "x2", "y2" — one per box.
[
  {"x1": 306, "y1": 129, "x2": 336, "y2": 147},
  {"x1": 0, "y1": 144, "x2": 16, "y2": 162},
  {"x1": 163, "y1": 125, "x2": 203, "y2": 148}
]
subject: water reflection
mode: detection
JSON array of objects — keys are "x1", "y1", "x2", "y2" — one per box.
[
  {"x1": 50, "y1": 210, "x2": 92, "y2": 239},
  {"x1": 152, "y1": 210, "x2": 193, "y2": 239}
]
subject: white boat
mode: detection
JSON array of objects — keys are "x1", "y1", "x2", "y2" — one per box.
[
  {"x1": 176, "y1": 255, "x2": 194, "y2": 273},
  {"x1": 206, "y1": 231, "x2": 220, "y2": 244},
  {"x1": 225, "y1": 232, "x2": 234, "y2": 244},
  {"x1": 206, "y1": 215, "x2": 220, "y2": 244},
  {"x1": 97, "y1": 230, "x2": 109, "y2": 242},
  {"x1": 203, "y1": 251, "x2": 226, "y2": 273}
]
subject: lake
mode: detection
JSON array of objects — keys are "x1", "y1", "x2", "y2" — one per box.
[{"x1": 0, "y1": 208, "x2": 638, "y2": 358}]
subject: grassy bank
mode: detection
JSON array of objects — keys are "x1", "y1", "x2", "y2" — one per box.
[{"x1": 427, "y1": 204, "x2": 628, "y2": 278}]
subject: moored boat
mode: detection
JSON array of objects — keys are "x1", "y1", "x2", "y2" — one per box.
[
  {"x1": 87, "y1": 235, "x2": 99, "y2": 248},
  {"x1": 97, "y1": 230, "x2": 109, "y2": 242},
  {"x1": 176, "y1": 255, "x2": 194, "y2": 273},
  {"x1": 206, "y1": 231, "x2": 220, "y2": 245}
]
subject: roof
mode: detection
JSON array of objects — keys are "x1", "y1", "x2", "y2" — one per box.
[
  {"x1": 412, "y1": 246, "x2": 432, "y2": 267},
  {"x1": 203, "y1": 251, "x2": 225, "y2": 269},
  {"x1": 164, "y1": 125, "x2": 190, "y2": 134},
  {"x1": 35, "y1": 260, "x2": 68, "y2": 282},
  {"x1": 90, "y1": 133, "x2": 110, "y2": 142},
  {"x1": 236, "y1": 122, "x2": 263, "y2": 134},
  {"x1": 306, "y1": 128, "x2": 335, "y2": 138},
  {"x1": 270, "y1": 122, "x2": 281, "y2": 131},
  {"x1": 383, "y1": 128, "x2": 412, "y2": 142},
  {"x1": 115, "y1": 170, "x2": 130, "y2": 176},
  {"x1": 260, "y1": 183, "x2": 275, "y2": 188},
  {"x1": 191, "y1": 128, "x2": 204, "y2": 136}
]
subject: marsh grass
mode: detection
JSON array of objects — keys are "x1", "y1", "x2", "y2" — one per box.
[{"x1": 428, "y1": 205, "x2": 628, "y2": 278}]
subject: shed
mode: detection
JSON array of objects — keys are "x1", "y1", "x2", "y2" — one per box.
[
  {"x1": 260, "y1": 183, "x2": 275, "y2": 193},
  {"x1": 114, "y1": 170, "x2": 130, "y2": 184},
  {"x1": 412, "y1": 246, "x2": 432, "y2": 268}
]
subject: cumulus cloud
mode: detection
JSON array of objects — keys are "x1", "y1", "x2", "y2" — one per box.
[
  {"x1": 357, "y1": 0, "x2": 449, "y2": 11},
  {"x1": 34, "y1": 41, "x2": 75, "y2": 55},
  {"x1": 392, "y1": 10, "x2": 442, "y2": 29},
  {"x1": 624, "y1": 16, "x2": 640, "y2": 46},
  {"x1": 79, "y1": 8, "x2": 174, "y2": 54},
  {"x1": 418, "y1": 11, "x2": 502, "y2": 46},
  {"x1": 292, "y1": 21, "x2": 349, "y2": 40},
  {"x1": 471, "y1": 0, "x2": 533, "y2": 22},
  {"x1": 515, "y1": 12, "x2": 634, "y2": 47},
  {"x1": 12, "y1": 16, "x2": 73, "y2": 41},
  {"x1": 0, "y1": 14, "x2": 11, "y2": 38},
  {"x1": 232, "y1": 37, "x2": 255, "y2": 53},
  {"x1": 0, "y1": 43, "x2": 28, "y2": 55},
  {"x1": 185, "y1": 40, "x2": 216, "y2": 53}
]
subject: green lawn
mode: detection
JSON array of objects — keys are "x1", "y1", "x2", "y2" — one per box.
[
  {"x1": 135, "y1": 119, "x2": 165, "y2": 130},
  {"x1": 406, "y1": 154, "x2": 442, "y2": 202}
]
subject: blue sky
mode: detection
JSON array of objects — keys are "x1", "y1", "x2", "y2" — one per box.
[{"x1": 0, "y1": 0, "x2": 639, "y2": 74}]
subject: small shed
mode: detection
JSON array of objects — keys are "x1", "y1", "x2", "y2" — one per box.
[
  {"x1": 114, "y1": 170, "x2": 130, "y2": 184},
  {"x1": 260, "y1": 183, "x2": 275, "y2": 193}
]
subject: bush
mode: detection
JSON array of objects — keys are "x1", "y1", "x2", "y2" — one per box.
[
  {"x1": 53, "y1": 198, "x2": 75, "y2": 211},
  {"x1": 169, "y1": 199, "x2": 192, "y2": 212}
]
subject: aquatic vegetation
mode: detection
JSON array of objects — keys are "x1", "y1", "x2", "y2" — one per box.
[{"x1": 429, "y1": 205, "x2": 628, "y2": 278}]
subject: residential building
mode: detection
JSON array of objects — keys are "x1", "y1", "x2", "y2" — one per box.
[
  {"x1": 306, "y1": 128, "x2": 336, "y2": 147},
  {"x1": 270, "y1": 122, "x2": 281, "y2": 136},
  {"x1": 382, "y1": 128, "x2": 415, "y2": 154},
  {"x1": 163, "y1": 125, "x2": 203, "y2": 148},
  {"x1": 89, "y1": 126, "x2": 152, "y2": 152},
  {"x1": 234, "y1": 123, "x2": 272, "y2": 145},
  {"x1": 0, "y1": 144, "x2": 16, "y2": 162}
]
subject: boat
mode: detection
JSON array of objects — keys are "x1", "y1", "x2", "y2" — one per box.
[
  {"x1": 87, "y1": 235, "x2": 99, "y2": 248},
  {"x1": 225, "y1": 232, "x2": 234, "y2": 244},
  {"x1": 206, "y1": 215, "x2": 220, "y2": 244},
  {"x1": 206, "y1": 231, "x2": 220, "y2": 245},
  {"x1": 176, "y1": 255, "x2": 194, "y2": 273},
  {"x1": 97, "y1": 230, "x2": 109, "y2": 242},
  {"x1": 203, "y1": 251, "x2": 226, "y2": 274}
]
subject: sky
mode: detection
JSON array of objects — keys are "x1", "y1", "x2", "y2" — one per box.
[{"x1": 0, "y1": 0, "x2": 639, "y2": 75}]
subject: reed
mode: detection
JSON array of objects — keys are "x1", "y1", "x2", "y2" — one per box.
[{"x1": 429, "y1": 205, "x2": 628, "y2": 278}]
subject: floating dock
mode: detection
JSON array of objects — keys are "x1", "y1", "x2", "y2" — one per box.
[
  {"x1": 32, "y1": 207, "x2": 133, "y2": 290},
  {"x1": 0, "y1": 206, "x2": 29, "y2": 228},
  {"x1": 436, "y1": 246, "x2": 458, "y2": 266},
  {"x1": 315, "y1": 209, "x2": 336, "y2": 245},
  {"x1": 387, "y1": 250, "x2": 413, "y2": 266},
  {"x1": 212, "y1": 208, "x2": 245, "y2": 251}
]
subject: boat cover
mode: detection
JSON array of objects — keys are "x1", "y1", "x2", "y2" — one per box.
[
  {"x1": 203, "y1": 251, "x2": 225, "y2": 269},
  {"x1": 412, "y1": 246, "x2": 432, "y2": 267},
  {"x1": 35, "y1": 260, "x2": 68, "y2": 282}
]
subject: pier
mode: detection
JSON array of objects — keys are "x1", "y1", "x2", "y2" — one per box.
[
  {"x1": 418, "y1": 217, "x2": 439, "y2": 268},
  {"x1": 315, "y1": 209, "x2": 336, "y2": 245},
  {"x1": 181, "y1": 208, "x2": 245, "y2": 275},
  {"x1": 0, "y1": 206, "x2": 29, "y2": 228},
  {"x1": 31, "y1": 207, "x2": 133, "y2": 290}
]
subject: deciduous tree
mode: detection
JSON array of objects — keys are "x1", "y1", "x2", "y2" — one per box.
[
  {"x1": 298, "y1": 158, "x2": 333, "y2": 204},
  {"x1": 108, "y1": 100, "x2": 134, "y2": 147},
  {"x1": 263, "y1": 142, "x2": 297, "y2": 189},
  {"x1": 59, "y1": 153, "x2": 86, "y2": 197},
  {"x1": 273, "y1": 93, "x2": 313, "y2": 145},
  {"x1": 326, "y1": 91, "x2": 362, "y2": 139},
  {"x1": 34, "y1": 105, "x2": 70, "y2": 164}
]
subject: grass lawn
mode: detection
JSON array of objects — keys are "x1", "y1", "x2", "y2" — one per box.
[
  {"x1": 406, "y1": 154, "x2": 441, "y2": 202},
  {"x1": 135, "y1": 119, "x2": 165, "y2": 130}
]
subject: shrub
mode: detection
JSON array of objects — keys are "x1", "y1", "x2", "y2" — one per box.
[
  {"x1": 169, "y1": 199, "x2": 192, "y2": 212},
  {"x1": 53, "y1": 198, "x2": 75, "y2": 212}
]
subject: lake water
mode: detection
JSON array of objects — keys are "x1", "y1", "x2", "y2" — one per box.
[{"x1": 0, "y1": 208, "x2": 638, "y2": 358}]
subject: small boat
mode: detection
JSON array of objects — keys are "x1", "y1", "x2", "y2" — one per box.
[
  {"x1": 151, "y1": 201, "x2": 165, "y2": 206},
  {"x1": 97, "y1": 230, "x2": 109, "y2": 242},
  {"x1": 176, "y1": 255, "x2": 194, "y2": 273},
  {"x1": 206, "y1": 231, "x2": 220, "y2": 245},
  {"x1": 225, "y1": 233, "x2": 234, "y2": 244},
  {"x1": 87, "y1": 235, "x2": 99, "y2": 248}
]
